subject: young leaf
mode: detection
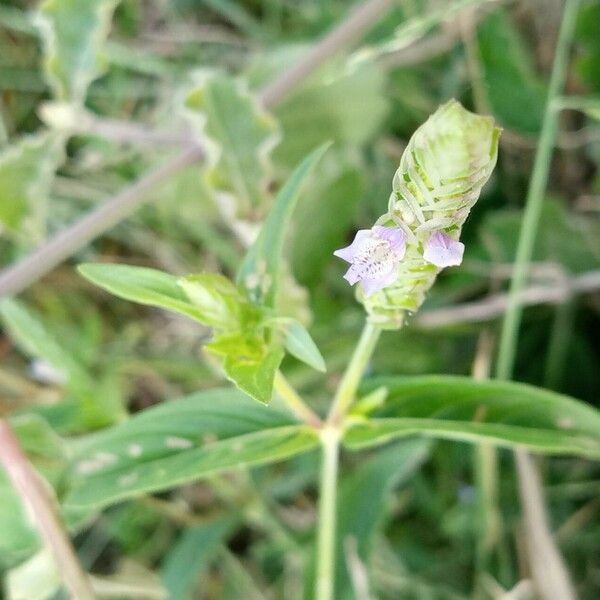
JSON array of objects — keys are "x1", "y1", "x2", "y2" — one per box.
[
  {"x1": 64, "y1": 388, "x2": 319, "y2": 508},
  {"x1": 205, "y1": 331, "x2": 284, "y2": 404},
  {"x1": 184, "y1": 70, "x2": 280, "y2": 218},
  {"x1": 35, "y1": 0, "x2": 119, "y2": 102},
  {"x1": 237, "y1": 143, "x2": 330, "y2": 307},
  {"x1": 177, "y1": 273, "x2": 243, "y2": 329},
  {"x1": 0, "y1": 133, "x2": 63, "y2": 240},
  {"x1": 343, "y1": 376, "x2": 600, "y2": 458},
  {"x1": 78, "y1": 263, "x2": 222, "y2": 326},
  {"x1": 274, "y1": 318, "x2": 326, "y2": 372}
]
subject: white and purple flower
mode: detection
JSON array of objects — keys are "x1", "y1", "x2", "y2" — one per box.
[
  {"x1": 334, "y1": 226, "x2": 406, "y2": 297},
  {"x1": 423, "y1": 231, "x2": 464, "y2": 267}
]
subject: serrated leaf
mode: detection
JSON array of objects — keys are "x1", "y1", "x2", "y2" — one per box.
[
  {"x1": 0, "y1": 133, "x2": 62, "y2": 240},
  {"x1": 78, "y1": 263, "x2": 221, "y2": 326},
  {"x1": 36, "y1": 0, "x2": 119, "y2": 102},
  {"x1": 184, "y1": 70, "x2": 280, "y2": 218},
  {"x1": 343, "y1": 376, "x2": 600, "y2": 458},
  {"x1": 63, "y1": 388, "x2": 319, "y2": 509},
  {"x1": 477, "y1": 9, "x2": 546, "y2": 133},
  {"x1": 275, "y1": 318, "x2": 325, "y2": 372},
  {"x1": 237, "y1": 143, "x2": 329, "y2": 307}
]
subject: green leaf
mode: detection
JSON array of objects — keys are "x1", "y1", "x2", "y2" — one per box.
[
  {"x1": 477, "y1": 9, "x2": 546, "y2": 133},
  {"x1": 274, "y1": 318, "x2": 326, "y2": 372},
  {"x1": 161, "y1": 518, "x2": 238, "y2": 600},
  {"x1": 334, "y1": 439, "x2": 430, "y2": 599},
  {"x1": 64, "y1": 388, "x2": 318, "y2": 509},
  {"x1": 223, "y1": 346, "x2": 285, "y2": 405},
  {"x1": 177, "y1": 273, "x2": 243, "y2": 328},
  {"x1": 78, "y1": 263, "x2": 222, "y2": 326},
  {"x1": 237, "y1": 143, "x2": 330, "y2": 307},
  {"x1": 0, "y1": 133, "x2": 63, "y2": 240},
  {"x1": 343, "y1": 376, "x2": 600, "y2": 458},
  {"x1": 35, "y1": 0, "x2": 119, "y2": 102},
  {"x1": 0, "y1": 298, "x2": 91, "y2": 396},
  {"x1": 184, "y1": 70, "x2": 280, "y2": 218},
  {"x1": 291, "y1": 155, "x2": 364, "y2": 285}
]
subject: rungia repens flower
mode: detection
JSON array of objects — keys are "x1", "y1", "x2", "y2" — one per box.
[
  {"x1": 335, "y1": 100, "x2": 500, "y2": 328},
  {"x1": 334, "y1": 226, "x2": 405, "y2": 296}
]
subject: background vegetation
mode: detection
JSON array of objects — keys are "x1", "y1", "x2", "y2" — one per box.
[{"x1": 0, "y1": 0, "x2": 599, "y2": 598}]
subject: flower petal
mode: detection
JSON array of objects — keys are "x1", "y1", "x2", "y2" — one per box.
[
  {"x1": 423, "y1": 231, "x2": 464, "y2": 267},
  {"x1": 362, "y1": 269, "x2": 399, "y2": 297},
  {"x1": 372, "y1": 225, "x2": 406, "y2": 257},
  {"x1": 343, "y1": 265, "x2": 361, "y2": 286},
  {"x1": 333, "y1": 229, "x2": 371, "y2": 263}
]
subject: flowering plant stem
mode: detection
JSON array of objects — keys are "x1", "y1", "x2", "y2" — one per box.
[
  {"x1": 327, "y1": 321, "x2": 382, "y2": 426},
  {"x1": 314, "y1": 320, "x2": 383, "y2": 600}
]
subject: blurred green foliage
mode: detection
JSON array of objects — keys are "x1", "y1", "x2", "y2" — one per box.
[{"x1": 0, "y1": 1, "x2": 599, "y2": 599}]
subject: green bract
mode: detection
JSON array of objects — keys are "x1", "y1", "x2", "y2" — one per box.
[{"x1": 360, "y1": 99, "x2": 500, "y2": 327}]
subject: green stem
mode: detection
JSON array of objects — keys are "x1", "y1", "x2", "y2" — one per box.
[
  {"x1": 315, "y1": 427, "x2": 341, "y2": 600},
  {"x1": 495, "y1": 0, "x2": 580, "y2": 380},
  {"x1": 327, "y1": 321, "x2": 382, "y2": 424},
  {"x1": 274, "y1": 371, "x2": 323, "y2": 428}
]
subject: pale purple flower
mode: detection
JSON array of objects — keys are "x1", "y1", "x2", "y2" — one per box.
[
  {"x1": 334, "y1": 226, "x2": 406, "y2": 296},
  {"x1": 423, "y1": 231, "x2": 464, "y2": 267}
]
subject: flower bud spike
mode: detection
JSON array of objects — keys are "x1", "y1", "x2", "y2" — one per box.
[{"x1": 342, "y1": 99, "x2": 500, "y2": 328}]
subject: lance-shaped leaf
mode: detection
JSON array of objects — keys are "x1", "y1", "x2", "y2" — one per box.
[
  {"x1": 184, "y1": 71, "x2": 280, "y2": 218},
  {"x1": 237, "y1": 143, "x2": 329, "y2": 307},
  {"x1": 35, "y1": 0, "x2": 119, "y2": 102},
  {"x1": 63, "y1": 388, "x2": 319, "y2": 509},
  {"x1": 343, "y1": 376, "x2": 600, "y2": 459},
  {"x1": 78, "y1": 263, "x2": 241, "y2": 328},
  {"x1": 0, "y1": 133, "x2": 63, "y2": 240}
]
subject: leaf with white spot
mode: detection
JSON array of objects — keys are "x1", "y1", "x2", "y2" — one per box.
[
  {"x1": 64, "y1": 388, "x2": 319, "y2": 509},
  {"x1": 35, "y1": 0, "x2": 119, "y2": 103},
  {"x1": 184, "y1": 70, "x2": 280, "y2": 218}
]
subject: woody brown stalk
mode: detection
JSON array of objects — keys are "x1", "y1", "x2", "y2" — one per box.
[{"x1": 0, "y1": 420, "x2": 95, "y2": 600}]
